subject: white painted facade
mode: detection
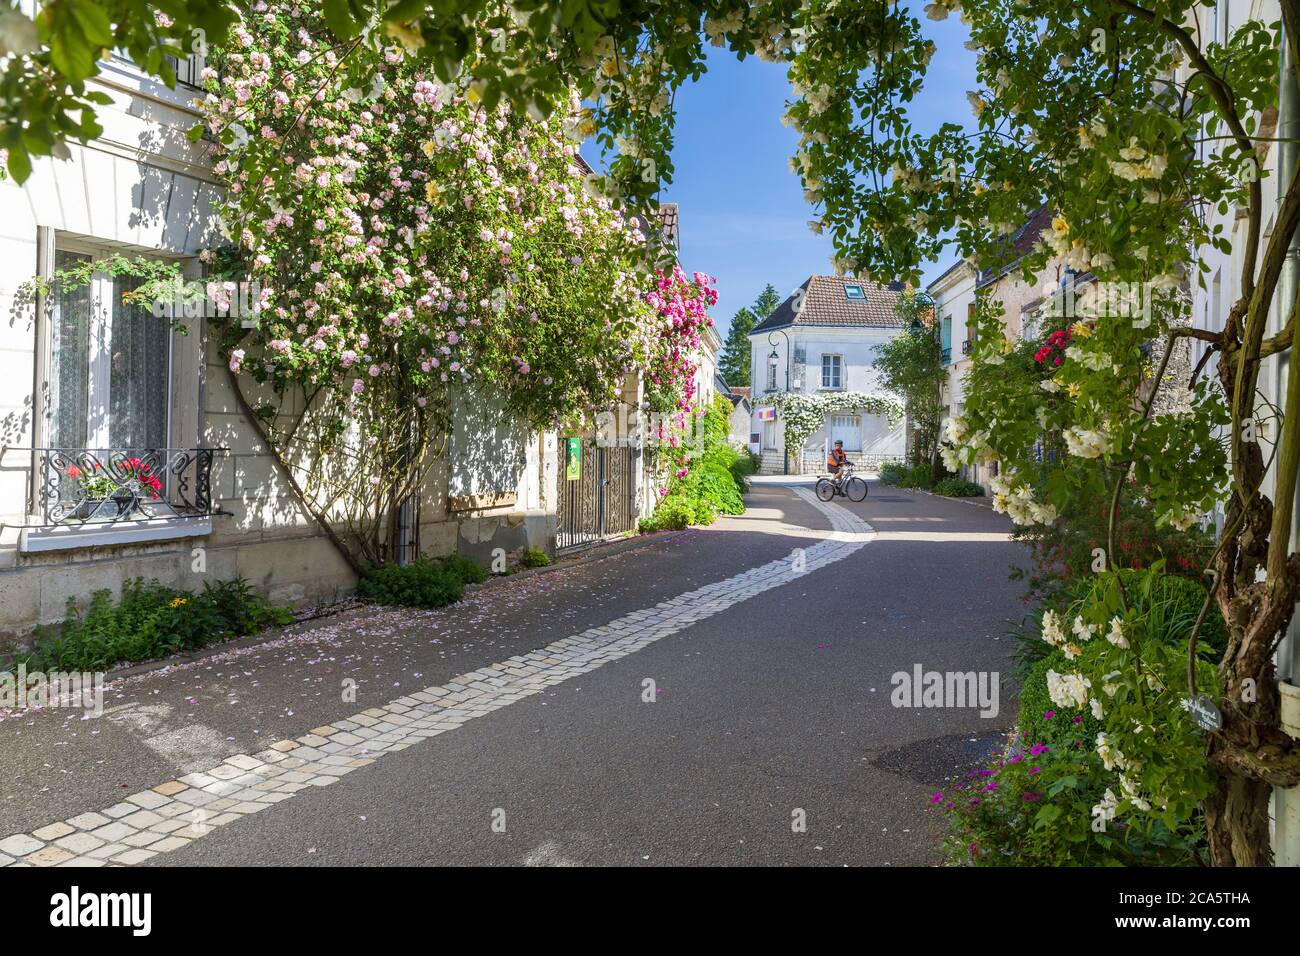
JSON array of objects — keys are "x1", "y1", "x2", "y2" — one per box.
[
  {"x1": 0, "y1": 53, "x2": 573, "y2": 642},
  {"x1": 929, "y1": 262, "x2": 981, "y2": 483},
  {"x1": 747, "y1": 325, "x2": 907, "y2": 472},
  {"x1": 1178, "y1": 0, "x2": 1300, "y2": 864}
]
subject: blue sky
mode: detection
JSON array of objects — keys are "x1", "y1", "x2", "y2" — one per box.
[{"x1": 584, "y1": 9, "x2": 979, "y2": 337}]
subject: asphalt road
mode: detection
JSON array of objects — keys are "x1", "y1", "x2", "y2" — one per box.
[{"x1": 3, "y1": 477, "x2": 1029, "y2": 866}]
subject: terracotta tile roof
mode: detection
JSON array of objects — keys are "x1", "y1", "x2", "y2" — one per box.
[
  {"x1": 977, "y1": 203, "x2": 1055, "y2": 287},
  {"x1": 750, "y1": 275, "x2": 905, "y2": 334}
]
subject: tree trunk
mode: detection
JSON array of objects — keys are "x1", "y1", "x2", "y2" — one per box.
[
  {"x1": 1205, "y1": 635, "x2": 1279, "y2": 866},
  {"x1": 1204, "y1": 774, "x2": 1274, "y2": 866}
]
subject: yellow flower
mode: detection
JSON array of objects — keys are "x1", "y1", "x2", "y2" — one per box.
[
  {"x1": 169, "y1": 597, "x2": 188, "y2": 609},
  {"x1": 1051, "y1": 215, "x2": 1069, "y2": 236},
  {"x1": 425, "y1": 181, "x2": 441, "y2": 204},
  {"x1": 1071, "y1": 322, "x2": 1093, "y2": 338},
  {"x1": 1066, "y1": 383, "x2": 1082, "y2": 398},
  {"x1": 421, "y1": 140, "x2": 435, "y2": 158}
]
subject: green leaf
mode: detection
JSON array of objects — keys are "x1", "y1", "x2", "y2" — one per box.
[
  {"x1": 1033, "y1": 804, "x2": 1063, "y2": 827},
  {"x1": 322, "y1": 0, "x2": 359, "y2": 40},
  {"x1": 6, "y1": 145, "x2": 32, "y2": 184}
]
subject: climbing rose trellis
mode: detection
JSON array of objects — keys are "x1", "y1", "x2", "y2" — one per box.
[
  {"x1": 199, "y1": 1, "x2": 656, "y2": 569},
  {"x1": 767, "y1": 391, "x2": 904, "y2": 459}
]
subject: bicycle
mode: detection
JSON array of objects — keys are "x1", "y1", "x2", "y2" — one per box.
[{"x1": 815, "y1": 463, "x2": 868, "y2": 502}]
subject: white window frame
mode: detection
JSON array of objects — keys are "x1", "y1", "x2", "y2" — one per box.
[
  {"x1": 23, "y1": 238, "x2": 203, "y2": 553},
  {"x1": 52, "y1": 237, "x2": 176, "y2": 452},
  {"x1": 821, "y1": 353, "x2": 843, "y2": 390}
]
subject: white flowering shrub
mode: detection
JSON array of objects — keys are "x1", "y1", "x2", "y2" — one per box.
[
  {"x1": 767, "y1": 391, "x2": 903, "y2": 459},
  {"x1": 1040, "y1": 564, "x2": 1220, "y2": 831}
]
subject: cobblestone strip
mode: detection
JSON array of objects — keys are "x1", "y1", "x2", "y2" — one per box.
[{"x1": 0, "y1": 488, "x2": 871, "y2": 867}]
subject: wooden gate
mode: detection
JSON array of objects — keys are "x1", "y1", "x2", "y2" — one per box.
[{"x1": 556, "y1": 441, "x2": 635, "y2": 551}]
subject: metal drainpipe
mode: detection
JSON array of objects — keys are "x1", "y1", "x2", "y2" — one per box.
[{"x1": 1279, "y1": 24, "x2": 1300, "y2": 684}]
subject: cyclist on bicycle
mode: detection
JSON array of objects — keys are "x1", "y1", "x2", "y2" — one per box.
[{"x1": 827, "y1": 441, "x2": 849, "y2": 491}]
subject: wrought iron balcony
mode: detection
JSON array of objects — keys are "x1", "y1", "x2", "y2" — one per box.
[
  {"x1": 962, "y1": 339, "x2": 975, "y2": 355},
  {"x1": 19, "y1": 448, "x2": 224, "y2": 528}
]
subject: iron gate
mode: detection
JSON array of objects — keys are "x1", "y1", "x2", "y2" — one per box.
[{"x1": 556, "y1": 442, "x2": 635, "y2": 551}]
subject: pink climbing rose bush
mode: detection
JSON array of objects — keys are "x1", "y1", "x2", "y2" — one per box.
[
  {"x1": 197, "y1": 0, "x2": 656, "y2": 566},
  {"x1": 643, "y1": 265, "x2": 718, "y2": 458}
]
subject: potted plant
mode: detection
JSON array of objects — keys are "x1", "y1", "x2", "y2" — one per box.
[{"x1": 64, "y1": 459, "x2": 163, "y2": 521}]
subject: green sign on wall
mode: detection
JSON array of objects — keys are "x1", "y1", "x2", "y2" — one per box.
[{"x1": 565, "y1": 437, "x2": 582, "y2": 480}]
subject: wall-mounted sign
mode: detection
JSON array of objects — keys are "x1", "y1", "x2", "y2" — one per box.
[
  {"x1": 565, "y1": 437, "x2": 582, "y2": 480},
  {"x1": 755, "y1": 406, "x2": 776, "y2": 422}
]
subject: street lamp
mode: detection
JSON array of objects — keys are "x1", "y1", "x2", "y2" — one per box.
[{"x1": 768, "y1": 329, "x2": 791, "y2": 474}]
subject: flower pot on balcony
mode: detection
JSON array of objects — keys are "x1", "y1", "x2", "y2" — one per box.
[{"x1": 73, "y1": 493, "x2": 137, "y2": 522}]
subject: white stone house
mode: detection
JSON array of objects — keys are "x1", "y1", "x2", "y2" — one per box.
[
  {"x1": 747, "y1": 275, "x2": 908, "y2": 474},
  {"x1": 0, "y1": 51, "x2": 646, "y2": 642},
  {"x1": 1176, "y1": 0, "x2": 1300, "y2": 864},
  {"x1": 928, "y1": 258, "x2": 978, "y2": 480}
]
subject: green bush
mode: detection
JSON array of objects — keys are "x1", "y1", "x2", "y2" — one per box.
[
  {"x1": 898, "y1": 463, "x2": 941, "y2": 489},
  {"x1": 519, "y1": 547, "x2": 551, "y2": 568},
  {"x1": 1009, "y1": 487, "x2": 1214, "y2": 609},
  {"x1": 935, "y1": 730, "x2": 1204, "y2": 866},
  {"x1": 641, "y1": 394, "x2": 747, "y2": 532},
  {"x1": 12, "y1": 577, "x2": 291, "y2": 673},
  {"x1": 439, "y1": 552, "x2": 489, "y2": 586},
  {"x1": 358, "y1": 555, "x2": 477, "y2": 608},
  {"x1": 973, "y1": 563, "x2": 1224, "y2": 866},
  {"x1": 1016, "y1": 650, "x2": 1102, "y2": 748},
  {"x1": 1010, "y1": 568, "x2": 1225, "y2": 680},
  {"x1": 695, "y1": 461, "x2": 746, "y2": 515},
  {"x1": 933, "y1": 476, "x2": 984, "y2": 497},
  {"x1": 879, "y1": 460, "x2": 907, "y2": 485},
  {"x1": 639, "y1": 493, "x2": 716, "y2": 532},
  {"x1": 726, "y1": 446, "x2": 758, "y2": 487}
]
